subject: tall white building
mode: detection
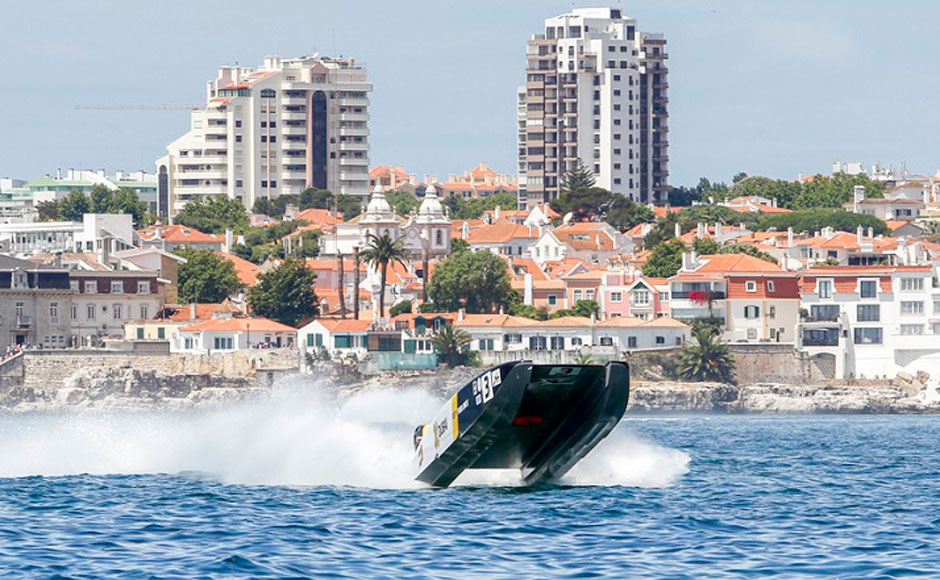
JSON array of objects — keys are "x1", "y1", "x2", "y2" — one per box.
[
  {"x1": 157, "y1": 55, "x2": 371, "y2": 219},
  {"x1": 518, "y1": 7, "x2": 669, "y2": 208}
]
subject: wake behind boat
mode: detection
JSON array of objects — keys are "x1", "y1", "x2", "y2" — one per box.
[{"x1": 413, "y1": 361, "x2": 630, "y2": 487}]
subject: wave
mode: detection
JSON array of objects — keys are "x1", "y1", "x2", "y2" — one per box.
[{"x1": 0, "y1": 378, "x2": 688, "y2": 489}]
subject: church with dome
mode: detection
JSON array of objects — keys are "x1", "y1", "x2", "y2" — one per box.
[{"x1": 319, "y1": 183, "x2": 452, "y2": 258}]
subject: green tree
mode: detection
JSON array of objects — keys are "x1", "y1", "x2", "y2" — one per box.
[
  {"x1": 604, "y1": 196, "x2": 655, "y2": 231},
  {"x1": 509, "y1": 303, "x2": 550, "y2": 320},
  {"x1": 111, "y1": 188, "x2": 150, "y2": 223},
  {"x1": 551, "y1": 187, "x2": 613, "y2": 220},
  {"x1": 58, "y1": 190, "x2": 91, "y2": 221},
  {"x1": 643, "y1": 212, "x2": 680, "y2": 249},
  {"x1": 295, "y1": 230, "x2": 321, "y2": 258},
  {"x1": 299, "y1": 188, "x2": 334, "y2": 210},
  {"x1": 88, "y1": 184, "x2": 114, "y2": 213},
  {"x1": 428, "y1": 250, "x2": 514, "y2": 313},
  {"x1": 36, "y1": 200, "x2": 59, "y2": 221},
  {"x1": 572, "y1": 299, "x2": 600, "y2": 318},
  {"x1": 450, "y1": 238, "x2": 470, "y2": 253},
  {"x1": 758, "y1": 208, "x2": 889, "y2": 236},
  {"x1": 560, "y1": 158, "x2": 596, "y2": 193},
  {"x1": 360, "y1": 232, "x2": 407, "y2": 317},
  {"x1": 175, "y1": 197, "x2": 248, "y2": 234},
  {"x1": 176, "y1": 248, "x2": 243, "y2": 303},
  {"x1": 336, "y1": 194, "x2": 363, "y2": 221},
  {"x1": 792, "y1": 173, "x2": 884, "y2": 210},
  {"x1": 643, "y1": 238, "x2": 686, "y2": 278},
  {"x1": 387, "y1": 191, "x2": 419, "y2": 215},
  {"x1": 247, "y1": 257, "x2": 318, "y2": 326},
  {"x1": 431, "y1": 324, "x2": 473, "y2": 368},
  {"x1": 389, "y1": 301, "x2": 413, "y2": 317},
  {"x1": 678, "y1": 328, "x2": 736, "y2": 383},
  {"x1": 442, "y1": 192, "x2": 519, "y2": 220}
]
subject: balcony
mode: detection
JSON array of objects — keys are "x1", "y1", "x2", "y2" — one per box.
[
  {"x1": 282, "y1": 124, "x2": 307, "y2": 135},
  {"x1": 14, "y1": 315, "x2": 30, "y2": 328},
  {"x1": 336, "y1": 97, "x2": 369, "y2": 107},
  {"x1": 280, "y1": 110, "x2": 306, "y2": 121},
  {"x1": 671, "y1": 291, "x2": 725, "y2": 300},
  {"x1": 339, "y1": 112, "x2": 369, "y2": 123},
  {"x1": 339, "y1": 141, "x2": 368, "y2": 151},
  {"x1": 282, "y1": 138, "x2": 307, "y2": 149},
  {"x1": 340, "y1": 127, "x2": 369, "y2": 137},
  {"x1": 339, "y1": 156, "x2": 369, "y2": 166}
]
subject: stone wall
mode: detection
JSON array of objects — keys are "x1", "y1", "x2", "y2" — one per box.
[
  {"x1": 17, "y1": 348, "x2": 299, "y2": 392},
  {"x1": 728, "y1": 344, "x2": 830, "y2": 385}
]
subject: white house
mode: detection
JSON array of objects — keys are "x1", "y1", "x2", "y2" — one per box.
[
  {"x1": 178, "y1": 315, "x2": 295, "y2": 353},
  {"x1": 297, "y1": 317, "x2": 372, "y2": 361}
]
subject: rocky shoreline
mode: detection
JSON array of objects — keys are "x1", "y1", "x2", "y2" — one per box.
[{"x1": 2, "y1": 359, "x2": 940, "y2": 414}]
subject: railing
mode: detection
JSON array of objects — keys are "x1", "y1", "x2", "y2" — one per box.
[
  {"x1": 802, "y1": 314, "x2": 839, "y2": 323},
  {"x1": 671, "y1": 291, "x2": 725, "y2": 300},
  {"x1": 802, "y1": 336, "x2": 840, "y2": 347}
]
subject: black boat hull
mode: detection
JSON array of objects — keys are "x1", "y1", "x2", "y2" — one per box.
[{"x1": 414, "y1": 361, "x2": 630, "y2": 487}]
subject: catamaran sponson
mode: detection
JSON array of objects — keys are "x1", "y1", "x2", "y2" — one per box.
[{"x1": 414, "y1": 361, "x2": 629, "y2": 487}]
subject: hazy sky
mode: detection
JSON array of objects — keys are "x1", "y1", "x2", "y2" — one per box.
[{"x1": 1, "y1": 0, "x2": 938, "y2": 186}]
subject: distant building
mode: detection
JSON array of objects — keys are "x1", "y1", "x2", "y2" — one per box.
[
  {"x1": 0, "y1": 214, "x2": 135, "y2": 257},
  {"x1": 518, "y1": 7, "x2": 669, "y2": 208},
  {"x1": 0, "y1": 255, "x2": 72, "y2": 350},
  {"x1": 158, "y1": 54, "x2": 371, "y2": 218}
]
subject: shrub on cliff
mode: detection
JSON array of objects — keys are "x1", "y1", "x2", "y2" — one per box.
[{"x1": 678, "y1": 328, "x2": 736, "y2": 384}]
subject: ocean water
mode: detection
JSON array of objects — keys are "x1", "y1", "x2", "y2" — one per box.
[{"x1": 1, "y1": 387, "x2": 939, "y2": 579}]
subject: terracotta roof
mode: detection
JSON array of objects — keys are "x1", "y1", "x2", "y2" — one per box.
[
  {"x1": 158, "y1": 303, "x2": 226, "y2": 322},
  {"x1": 215, "y1": 252, "x2": 258, "y2": 286},
  {"x1": 690, "y1": 253, "x2": 786, "y2": 274},
  {"x1": 466, "y1": 222, "x2": 538, "y2": 244},
  {"x1": 542, "y1": 258, "x2": 591, "y2": 278},
  {"x1": 293, "y1": 208, "x2": 343, "y2": 225},
  {"x1": 641, "y1": 316, "x2": 690, "y2": 328},
  {"x1": 313, "y1": 318, "x2": 373, "y2": 332},
  {"x1": 536, "y1": 316, "x2": 593, "y2": 327},
  {"x1": 469, "y1": 162, "x2": 498, "y2": 177},
  {"x1": 597, "y1": 316, "x2": 646, "y2": 327},
  {"x1": 369, "y1": 165, "x2": 410, "y2": 180},
  {"x1": 181, "y1": 316, "x2": 295, "y2": 333},
  {"x1": 652, "y1": 206, "x2": 678, "y2": 219},
  {"x1": 794, "y1": 232, "x2": 899, "y2": 252},
  {"x1": 138, "y1": 224, "x2": 223, "y2": 244}
]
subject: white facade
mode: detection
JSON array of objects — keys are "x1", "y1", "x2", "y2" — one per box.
[
  {"x1": 518, "y1": 7, "x2": 669, "y2": 207},
  {"x1": 158, "y1": 55, "x2": 371, "y2": 218},
  {"x1": 0, "y1": 213, "x2": 135, "y2": 257},
  {"x1": 798, "y1": 266, "x2": 940, "y2": 381}
]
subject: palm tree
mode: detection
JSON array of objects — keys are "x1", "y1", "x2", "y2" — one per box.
[
  {"x1": 431, "y1": 324, "x2": 472, "y2": 368},
  {"x1": 678, "y1": 328, "x2": 736, "y2": 384},
  {"x1": 360, "y1": 232, "x2": 407, "y2": 318}
]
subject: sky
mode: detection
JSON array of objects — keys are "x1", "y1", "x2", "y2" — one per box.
[{"x1": 1, "y1": 0, "x2": 938, "y2": 187}]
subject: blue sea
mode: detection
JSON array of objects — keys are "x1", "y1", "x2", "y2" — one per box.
[{"x1": 1, "y1": 388, "x2": 939, "y2": 579}]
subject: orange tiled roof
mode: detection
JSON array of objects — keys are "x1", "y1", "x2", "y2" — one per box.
[
  {"x1": 181, "y1": 316, "x2": 295, "y2": 333},
  {"x1": 138, "y1": 224, "x2": 223, "y2": 244},
  {"x1": 216, "y1": 252, "x2": 259, "y2": 286},
  {"x1": 691, "y1": 253, "x2": 786, "y2": 274},
  {"x1": 293, "y1": 208, "x2": 343, "y2": 225},
  {"x1": 466, "y1": 222, "x2": 538, "y2": 244}
]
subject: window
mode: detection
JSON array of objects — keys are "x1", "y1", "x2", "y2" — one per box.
[
  {"x1": 586, "y1": 290, "x2": 595, "y2": 300},
  {"x1": 571, "y1": 337, "x2": 583, "y2": 346},
  {"x1": 627, "y1": 336, "x2": 637, "y2": 348},
  {"x1": 70, "y1": 281, "x2": 80, "y2": 293},
  {"x1": 857, "y1": 304, "x2": 880, "y2": 322},
  {"x1": 656, "y1": 336, "x2": 665, "y2": 345},
  {"x1": 49, "y1": 303, "x2": 58, "y2": 323},
  {"x1": 138, "y1": 281, "x2": 151, "y2": 294},
  {"x1": 547, "y1": 295, "x2": 557, "y2": 306},
  {"x1": 610, "y1": 292, "x2": 623, "y2": 303},
  {"x1": 599, "y1": 337, "x2": 613, "y2": 346},
  {"x1": 633, "y1": 290, "x2": 649, "y2": 305},
  {"x1": 550, "y1": 336, "x2": 565, "y2": 350},
  {"x1": 746, "y1": 328, "x2": 758, "y2": 340},
  {"x1": 477, "y1": 339, "x2": 494, "y2": 351},
  {"x1": 136, "y1": 327, "x2": 144, "y2": 339},
  {"x1": 213, "y1": 337, "x2": 234, "y2": 350},
  {"x1": 87, "y1": 304, "x2": 96, "y2": 321},
  {"x1": 574, "y1": 289, "x2": 583, "y2": 302},
  {"x1": 745, "y1": 281, "x2": 757, "y2": 292},
  {"x1": 113, "y1": 304, "x2": 122, "y2": 320},
  {"x1": 185, "y1": 338, "x2": 193, "y2": 350},
  {"x1": 817, "y1": 279, "x2": 833, "y2": 299},
  {"x1": 901, "y1": 324, "x2": 924, "y2": 335},
  {"x1": 744, "y1": 305, "x2": 760, "y2": 319},
  {"x1": 859, "y1": 279, "x2": 878, "y2": 298},
  {"x1": 504, "y1": 333, "x2": 522, "y2": 344},
  {"x1": 157, "y1": 327, "x2": 166, "y2": 339},
  {"x1": 71, "y1": 304, "x2": 77, "y2": 320},
  {"x1": 84, "y1": 281, "x2": 97, "y2": 294},
  {"x1": 767, "y1": 281, "x2": 776, "y2": 293},
  {"x1": 901, "y1": 301, "x2": 924, "y2": 315},
  {"x1": 111, "y1": 281, "x2": 123, "y2": 294},
  {"x1": 901, "y1": 278, "x2": 924, "y2": 292},
  {"x1": 768, "y1": 305, "x2": 776, "y2": 319},
  {"x1": 934, "y1": 300, "x2": 940, "y2": 315},
  {"x1": 854, "y1": 328, "x2": 883, "y2": 344},
  {"x1": 140, "y1": 305, "x2": 149, "y2": 319}
]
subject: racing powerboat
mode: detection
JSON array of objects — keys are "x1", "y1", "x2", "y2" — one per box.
[{"x1": 413, "y1": 360, "x2": 629, "y2": 487}]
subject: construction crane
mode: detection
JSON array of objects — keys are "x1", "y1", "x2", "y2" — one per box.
[{"x1": 75, "y1": 104, "x2": 201, "y2": 111}]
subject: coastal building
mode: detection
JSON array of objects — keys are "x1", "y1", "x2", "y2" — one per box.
[
  {"x1": 517, "y1": 7, "x2": 669, "y2": 208},
  {"x1": 68, "y1": 269, "x2": 166, "y2": 346},
  {"x1": 178, "y1": 308, "x2": 296, "y2": 353},
  {"x1": 797, "y1": 265, "x2": 939, "y2": 380},
  {"x1": 668, "y1": 253, "x2": 800, "y2": 343},
  {"x1": 531, "y1": 221, "x2": 628, "y2": 265},
  {"x1": 20, "y1": 169, "x2": 158, "y2": 214},
  {"x1": 298, "y1": 317, "x2": 372, "y2": 361},
  {"x1": 123, "y1": 302, "x2": 228, "y2": 352},
  {"x1": 0, "y1": 213, "x2": 135, "y2": 257},
  {"x1": 369, "y1": 166, "x2": 416, "y2": 192},
  {"x1": 845, "y1": 185, "x2": 924, "y2": 220},
  {"x1": 0, "y1": 255, "x2": 73, "y2": 350},
  {"x1": 157, "y1": 54, "x2": 371, "y2": 218}
]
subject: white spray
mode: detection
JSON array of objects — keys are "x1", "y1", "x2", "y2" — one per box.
[{"x1": 0, "y1": 383, "x2": 688, "y2": 489}]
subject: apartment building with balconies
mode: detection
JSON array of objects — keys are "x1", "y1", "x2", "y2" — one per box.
[
  {"x1": 157, "y1": 55, "x2": 371, "y2": 218},
  {"x1": 668, "y1": 252, "x2": 800, "y2": 343},
  {"x1": 517, "y1": 7, "x2": 668, "y2": 209},
  {"x1": 797, "y1": 265, "x2": 939, "y2": 379}
]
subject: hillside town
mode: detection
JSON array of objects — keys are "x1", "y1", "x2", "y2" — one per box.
[{"x1": 2, "y1": 7, "x2": 940, "y2": 388}]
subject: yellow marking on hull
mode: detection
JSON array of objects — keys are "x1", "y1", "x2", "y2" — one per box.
[{"x1": 452, "y1": 395, "x2": 459, "y2": 439}]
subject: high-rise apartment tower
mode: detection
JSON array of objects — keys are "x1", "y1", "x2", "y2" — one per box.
[
  {"x1": 157, "y1": 55, "x2": 371, "y2": 218},
  {"x1": 517, "y1": 8, "x2": 668, "y2": 208}
]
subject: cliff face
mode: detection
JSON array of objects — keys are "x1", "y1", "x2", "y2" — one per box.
[{"x1": 629, "y1": 382, "x2": 939, "y2": 414}]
